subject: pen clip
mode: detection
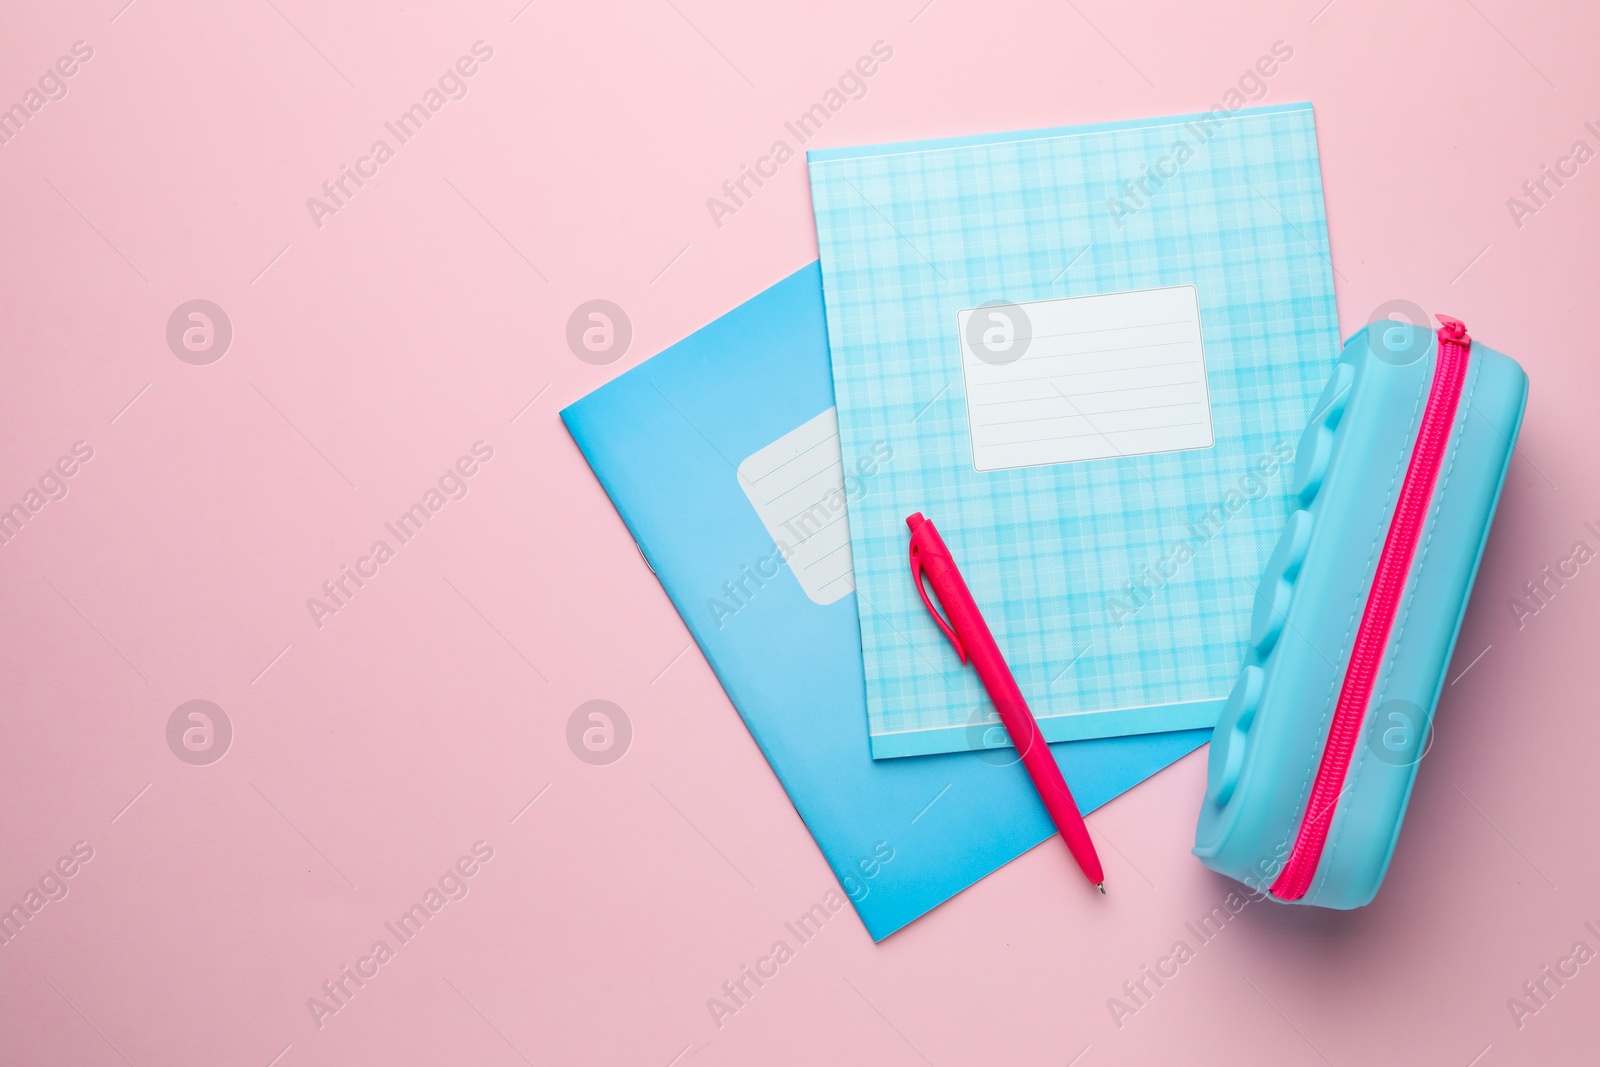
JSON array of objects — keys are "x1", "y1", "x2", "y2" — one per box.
[{"x1": 909, "y1": 531, "x2": 967, "y2": 664}]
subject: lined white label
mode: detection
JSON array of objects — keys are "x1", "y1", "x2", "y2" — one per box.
[
  {"x1": 736, "y1": 408, "x2": 855, "y2": 605},
  {"x1": 957, "y1": 286, "x2": 1214, "y2": 472}
]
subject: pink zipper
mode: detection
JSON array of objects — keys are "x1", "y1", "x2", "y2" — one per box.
[{"x1": 1269, "y1": 317, "x2": 1472, "y2": 901}]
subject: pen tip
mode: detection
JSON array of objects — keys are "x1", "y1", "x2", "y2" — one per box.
[{"x1": 1096, "y1": 882, "x2": 1106, "y2": 895}]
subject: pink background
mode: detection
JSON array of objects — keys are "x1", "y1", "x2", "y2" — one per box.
[{"x1": 2, "y1": 0, "x2": 1596, "y2": 1064}]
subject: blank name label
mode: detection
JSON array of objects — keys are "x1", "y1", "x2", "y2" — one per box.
[
  {"x1": 956, "y1": 286, "x2": 1214, "y2": 472},
  {"x1": 736, "y1": 407, "x2": 855, "y2": 606}
]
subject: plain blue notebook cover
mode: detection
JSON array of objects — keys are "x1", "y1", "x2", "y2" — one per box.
[{"x1": 560, "y1": 262, "x2": 1207, "y2": 940}]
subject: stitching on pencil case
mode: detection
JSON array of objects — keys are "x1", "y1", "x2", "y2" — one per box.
[{"x1": 1313, "y1": 350, "x2": 1480, "y2": 899}]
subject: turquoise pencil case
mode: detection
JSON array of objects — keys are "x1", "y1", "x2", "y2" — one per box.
[{"x1": 1194, "y1": 315, "x2": 1527, "y2": 908}]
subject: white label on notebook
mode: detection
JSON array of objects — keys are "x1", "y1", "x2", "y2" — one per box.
[
  {"x1": 956, "y1": 286, "x2": 1214, "y2": 472},
  {"x1": 736, "y1": 407, "x2": 855, "y2": 606}
]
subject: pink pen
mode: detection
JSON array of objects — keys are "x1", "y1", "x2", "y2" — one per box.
[{"x1": 906, "y1": 512, "x2": 1106, "y2": 892}]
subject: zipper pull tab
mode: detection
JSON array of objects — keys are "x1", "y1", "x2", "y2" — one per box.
[
  {"x1": 907, "y1": 513, "x2": 967, "y2": 664},
  {"x1": 1435, "y1": 315, "x2": 1471, "y2": 346}
]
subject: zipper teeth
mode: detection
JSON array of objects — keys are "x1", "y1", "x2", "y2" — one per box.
[{"x1": 1269, "y1": 328, "x2": 1471, "y2": 901}]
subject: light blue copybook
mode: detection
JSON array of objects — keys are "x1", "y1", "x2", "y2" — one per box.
[
  {"x1": 808, "y1": 102, "x2": 1341, "y2": 758},
  {"x1": 561, "y1": 264, "x2": 1206, "y2": 940}
]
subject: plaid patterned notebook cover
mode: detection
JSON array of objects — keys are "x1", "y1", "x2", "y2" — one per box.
[{"x1": 807, "y1": 103, "x2": 1340, "y2": 758}]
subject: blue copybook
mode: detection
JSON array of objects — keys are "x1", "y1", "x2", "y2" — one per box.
[
  {"x1": 561, "y1": 263, "x2": 1206, "y2": 940},
  {"x1": 808, "y1": 103, "x2": 1340, "y2": 757}
]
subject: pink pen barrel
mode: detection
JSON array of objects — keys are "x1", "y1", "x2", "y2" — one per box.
[{"x1": 906, "y1": 513, "x2": 1105, "y2": 889}]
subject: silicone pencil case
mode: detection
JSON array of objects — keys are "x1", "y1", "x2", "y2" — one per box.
[{"x1": 1194, "y1": 315, "x2": 1527, "y2": 908}]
